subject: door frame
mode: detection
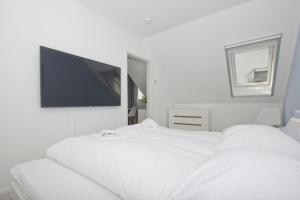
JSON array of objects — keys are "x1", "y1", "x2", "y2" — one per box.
[{"x1": 125, "y1": 50, "x2": 151, "y2": 124}]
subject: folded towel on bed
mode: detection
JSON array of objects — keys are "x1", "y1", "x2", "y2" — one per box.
[
  {"x1": 96, "y1": 130, "x2": 126, "y2": 140},
  {"x1": 140, "y1": 118, "x2": 159, "y2": 130},
  {"x1": 99, "y1": 129, "x2": 117, "y2": 136}
]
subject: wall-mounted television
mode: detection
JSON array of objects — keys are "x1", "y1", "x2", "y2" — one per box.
[{"x1": 40, "y1": 46, "x2": 121, "y2": 107}]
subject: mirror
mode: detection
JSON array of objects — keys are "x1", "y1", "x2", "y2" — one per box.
[{"x1": 225, "y1": 34, "x2": 282, "y2": 97}]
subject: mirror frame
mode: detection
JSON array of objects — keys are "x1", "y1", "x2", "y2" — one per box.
[{"x1": 225, "y1": 34, "x2": 282, "y2": 97}]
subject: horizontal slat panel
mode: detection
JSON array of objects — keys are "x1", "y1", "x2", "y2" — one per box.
[
  {"x1": 172, "y1": 117, "x2": 208, "y2": 125},
  {"x1": 173, "y1": 115, "x2": 202, "y2": 118},
  {"x1": 169, "y1": 109, "x2": 208, "y2": 118},
  {"x1": 174, "y1": 122, "x2": 202, "y2": 126},
  {"x1": 172, "y1": 124, "x2": 209, "y2": 131},
  {"x1": 168, "y1": 108, "x2": 210, "y2": 131}
]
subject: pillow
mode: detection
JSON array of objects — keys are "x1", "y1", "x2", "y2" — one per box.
[
  {"x1": 217, "y1": 124, "x2": 300, "y2": 160},
  {"x1": 281, "y1": 118, "x2": 300, "y2": 142}
]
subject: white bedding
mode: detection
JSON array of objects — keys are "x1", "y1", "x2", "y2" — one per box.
[
  {"x1": 171, "y1": 149, "x2": 300, "y2": 200},
  {"x1": 46, "y1": 123, "x2": 300, "y2": 200},
  {"x1": 218, "y1": 124, "x2": 300, "y2": 160},
  {"x1": 47, "y1": 125, "x2": 221, "y2": 200},
  {"x1": 11, "y1": 159, "x2": 122, "y2": 200}
]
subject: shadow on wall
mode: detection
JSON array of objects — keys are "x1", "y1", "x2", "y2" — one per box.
[{"x1": 283, "y1": 26, "x2": 300, "y2": 124}]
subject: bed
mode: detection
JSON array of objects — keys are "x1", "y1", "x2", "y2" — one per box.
[
  {"x1": 11, "y1": 159, "x2": 122, "y2": 200},
  {"x1": 11, "y1": 119, "x2": 300, "y2": 200}
]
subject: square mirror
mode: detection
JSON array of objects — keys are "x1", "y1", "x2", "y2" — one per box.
[{"x1": 225, "y1": 34, "x2": 282, "y2": 97}]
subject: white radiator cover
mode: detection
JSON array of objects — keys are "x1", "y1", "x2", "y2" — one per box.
[{"x1": 168, "y1": 109, "x2": 210, "y2": 131}]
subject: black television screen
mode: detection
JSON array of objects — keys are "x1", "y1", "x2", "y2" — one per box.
[{"x1": 40, "y1": 46, "x2": 121, "y2": 107}]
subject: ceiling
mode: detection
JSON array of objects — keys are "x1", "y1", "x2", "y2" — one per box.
[{"x1": 75, "y1": 0, "x2": 252, "y2": 38}]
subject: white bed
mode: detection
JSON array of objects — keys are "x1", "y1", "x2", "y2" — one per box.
[
  {"x1": 11, "y1": 119, "x2": 300, "y2": 200},
  {"x1": 11, "y1": 159, "x2": 122, "y2": 200}
]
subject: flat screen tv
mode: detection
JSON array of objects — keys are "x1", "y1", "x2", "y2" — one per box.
[{"x1": 40, "y1": 46, "x2": 121, "y2": 107}]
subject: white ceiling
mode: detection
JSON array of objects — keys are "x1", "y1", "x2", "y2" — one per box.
[{"x1": 75, "y1": 0, "x2": 252, "y2": 38}]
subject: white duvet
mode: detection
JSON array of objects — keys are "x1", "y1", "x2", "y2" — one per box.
[{"x1": 47, "y1": 123, "x2": 300, "y2": 200}]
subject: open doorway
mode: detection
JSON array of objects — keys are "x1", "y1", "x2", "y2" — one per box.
[{"x1": 127, "y1": 56, "x2": 148, "y2": 125}]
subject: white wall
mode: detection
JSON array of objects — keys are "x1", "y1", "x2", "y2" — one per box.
[
  {"x1": 283, "y1": 25, "x2": 300, "y2": 124},
  {"x1": 145, "y1": 0, "x2": 300, "y2": 127},
  {"x1": 127, "y1": 57, "x2": 147, "y2": 95},
  {"x1": 138, "y1": 109, "x2": 147, "y2": 123},
  {"x1": 0, "y1": 0, "x2": 150, "y2": 192}
]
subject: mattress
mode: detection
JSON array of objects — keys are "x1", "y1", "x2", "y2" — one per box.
[{"x1": 11, "y1": 158, "x2": 123, "y2": 200}]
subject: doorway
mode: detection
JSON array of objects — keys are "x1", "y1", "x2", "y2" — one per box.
[{"x1": 127, "y1": 56, "x2": 148, "y2": 125}]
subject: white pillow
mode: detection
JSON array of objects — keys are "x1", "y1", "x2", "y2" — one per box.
[
  {"x1": 281, "y1": 118, "x2": 300, "y2": 142},
  {"x1": 217, "y1": 124, "x2": 300, "y2": 160}
]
